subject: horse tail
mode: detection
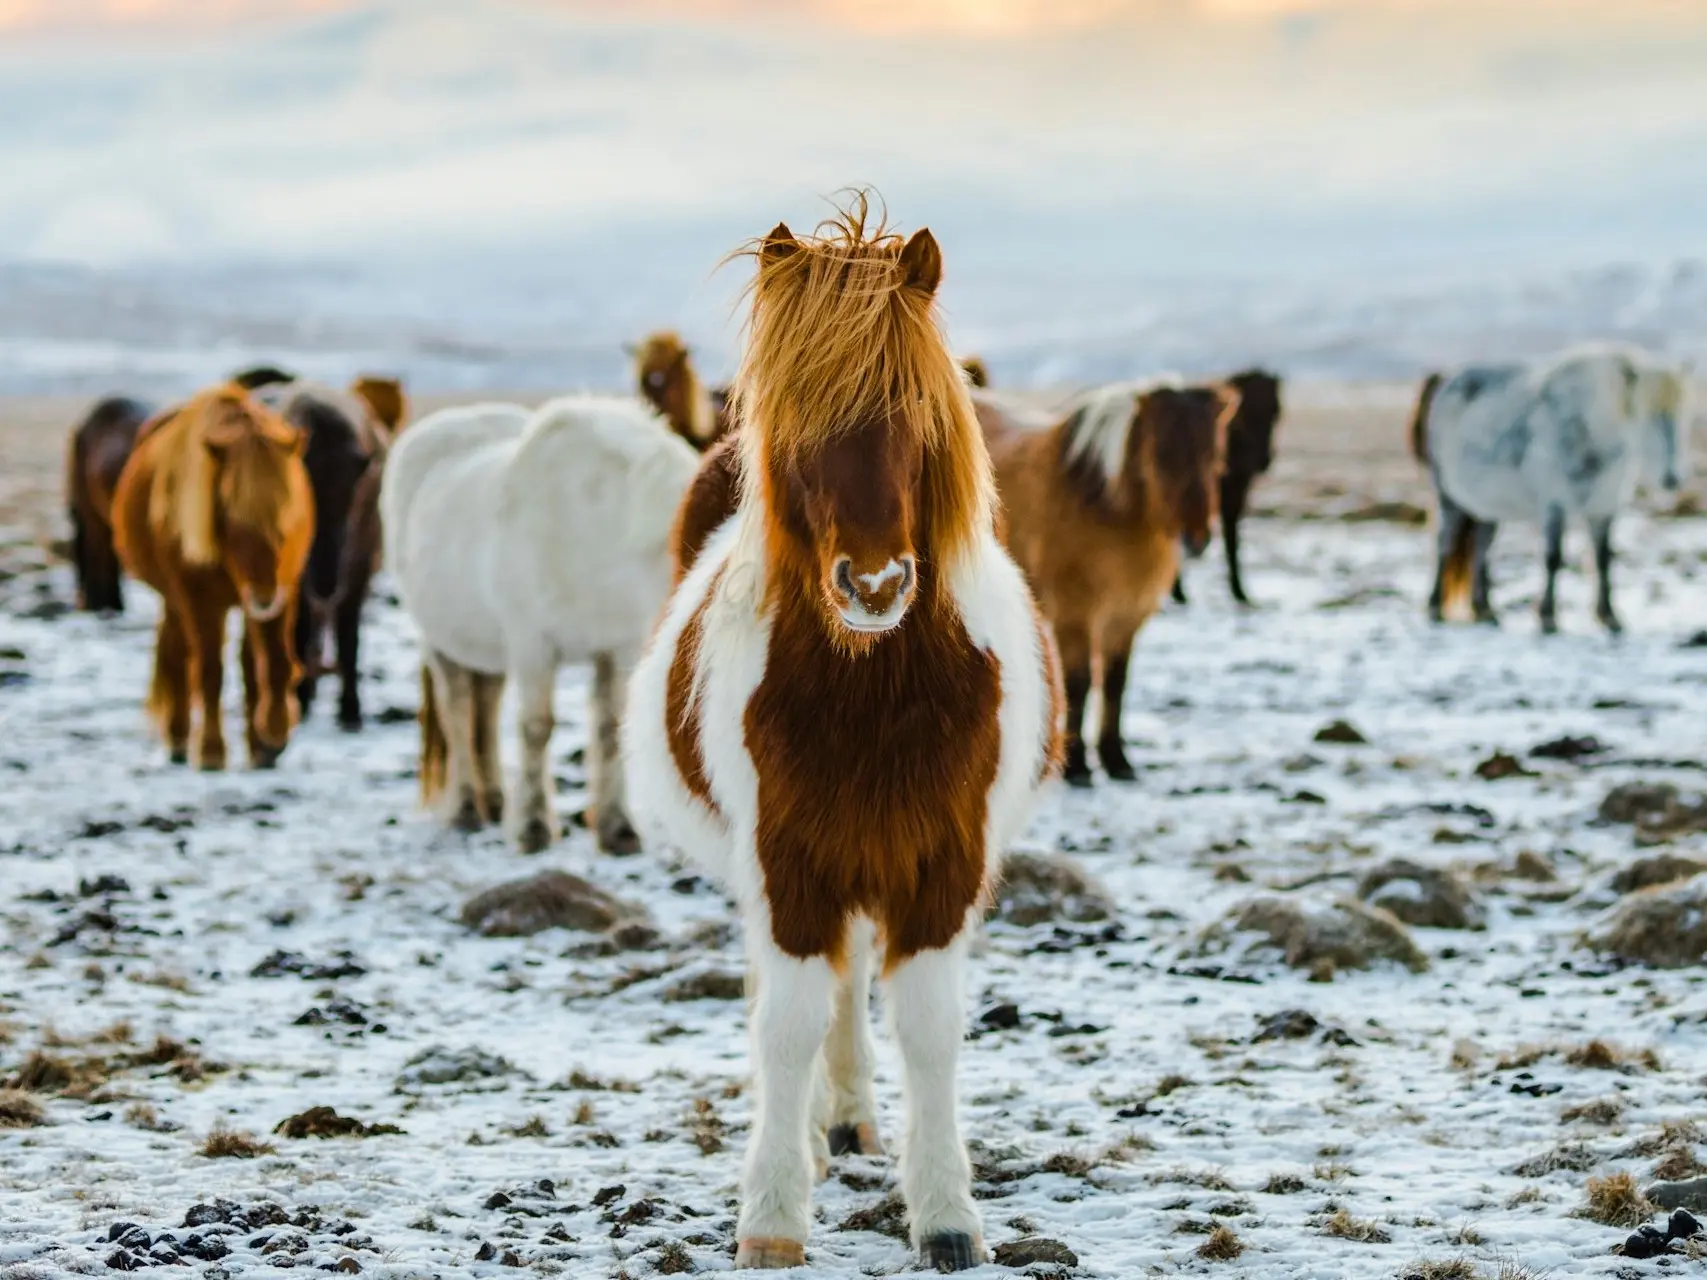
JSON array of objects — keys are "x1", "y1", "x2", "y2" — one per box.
[
  {"x1": 1409, "y1": 371, "x2": 1444, "y2": 465},
  {"x1": 1439, "y1": 515, "x2": 1476, "y2": 618},
  {"x1": 419, "y1": 663, "x2": 447, "y2": 806}
]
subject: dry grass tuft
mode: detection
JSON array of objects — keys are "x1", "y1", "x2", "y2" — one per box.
[
  {"x1": 1497, "y1": 1040, "x2": 1659, "y2": 1074},
  {"x1": 1575, "y1": 1171, "x2": 1653, "y2": 1227},
  {"x1": 1263, "y1": 1172, "x2": 1310, "y2": 1194},
  {"x1": 1196, "y1": 1225, "x2": 1244, "y2": 1261},
  {"x1": 652, "y1": 1240, "x2": 694, "y2": 1275},
  {"x1": 0, "y1": 1089, "x2": 45, "y2": 1128},
  {"x1": 200, "y1": 1123, "x2": 276, "y2": 1159},
  {"x1": 1560, "y1": 1097, "x2": 1625, "y2": 1126},
  {"x1": 1154, "y1": 1073, "x2": 1195, "y2": 1097},
  {"x1": 1398, "y1": 1258, "x2": 1478, "y2": 1280},
  {"x1": 1320, "y1": 1208, "x2": 1392, "y2": 1243},
  {"x1": 1511, "y1": 1143, "x2": 1598, "y2": 1177}
]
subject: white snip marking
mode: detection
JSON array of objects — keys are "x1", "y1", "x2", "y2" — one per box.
[{"x1": 857, "y1": 560, "x2": 904, "y2": 593}]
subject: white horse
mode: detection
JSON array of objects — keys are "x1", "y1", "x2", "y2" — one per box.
[
  {"x1": 1412, "y1": 343, "x2": 1691, "y2": 633},
  {"x1": 381, "y1": 395, "x2": 700, "y2": 853}
]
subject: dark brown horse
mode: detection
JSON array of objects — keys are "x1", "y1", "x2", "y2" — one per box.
[
  {"x1": 66, "y1": 397, "x2": 154, "y2": 613},
  {"x1": 1171, "y1": 368, "x2": 1283, "y2": 605},
  {"x1": 254, "y1": 382, "x2": 391, "y2": 730}
]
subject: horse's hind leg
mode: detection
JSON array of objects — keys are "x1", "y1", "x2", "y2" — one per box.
[
  {"x1": 1169, "y1": 570, "x2": 1187, "y2": 606},
  {"x1": 1223, "y1": 477, "x2": 1252, "y2": 605},
  {"x1": 1096, "y1": 620, "x2": 1140, "y2": 782},
  {"x1": 472, "y1": 671, "x2": 506, "y2": 823},
  {"x1": 1470, "y1": 519, "x2": 1499, "y2": 625},
  {"x1": 1055, "y1": 622, "x2": 1094, "y2": 788},
  {"x1": 426, "y1": 652, "x2": 484, "y2": 830},
  {"x1": 1428, "y1": 494, "x2": 1471, "y2": 623},
  {"x1": 821, "y1": 917, "x2": 882, "y2": 1161},
  {"x1": 150, "y1": 607, "x2": 191, "y2": 764},
  {"x1": 1591, "y1": 515, "x2": 1622, "y2": 634},
  {"x1": 512, "y1": 655, "x2": 559, "y2": 854},
  {"x1": 886, "y1": 933, "x2": 986, "y2": 1271},
  {"x1": 590, "y1": 653, "x2": 640, "y2": 854},
  {"x1": 334, "y1": 576, "x2": 370, "y2": 732},
  {"x1": 1538, "y1": 505, "x2": 1565, "y2": 634},
  {"x1": 293, "y1": 589, "x2": 320, "y2": 720}
]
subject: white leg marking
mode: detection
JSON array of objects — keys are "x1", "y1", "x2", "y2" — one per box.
[{"x1": 511, "y1": 656, "x2": 557, "y2": 844}]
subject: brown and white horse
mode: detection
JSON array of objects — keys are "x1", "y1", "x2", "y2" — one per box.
[
  {"x1": 629, "y1": 330, "x2": 736, "y2": 451},
  {"x1": 626, "y1": 200, "x2": 1062, "y2": 1271},
  {"x1": 112, "y1": 385, "x2": 314, "y2": 769},
  {"x1": 979, "y1": 379, "x2": 1235, "y2": 787}
]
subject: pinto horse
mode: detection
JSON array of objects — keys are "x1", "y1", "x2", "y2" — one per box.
[
  {"x1": 253, "y1": 381, "x2": 392, "y2": 729},
  {"x1": 629, "y1": 331, "x2": 736, "y2": 451},
  {"x1": 112, "y1": 385, "x2": 314, "y2": 769},
  {"x1": 66, "y1": 396, "x2": 154, "y2": 613},
  {"x1": 1170, "y1": 368, "x2": 1283, "y2": 605},
  {"x1": 979, "y1": 379, "x2": 1235, "y2": 787},
  {"x1": 627, "y1": 199, "x2": 1062, "y2": 1271},
  {"x1": 1413, "y1": 344, "x2": 1689, "y2": 633}
]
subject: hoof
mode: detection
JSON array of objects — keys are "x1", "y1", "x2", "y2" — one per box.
[
  {"x1": 1100, "y1": 754, "x2": 1137, "y2": 783},
  {"x1": 597, "y1": 816, "x2": 642, "y2": 857},
  {"x1": 168, "y1": 747, "x2": 189, "y2": 766},
  {"x1": 1063, "y1": 766, "x2": 1094, "y2": 790},
  {"x1": 827, "y1": 1122, "x2": 882, "y2": 1157},
  {"x1": 920, "y1": 1231, "x2": 985, "y2": 1273},
  {"x1": 517, "y1": 816, "x2": 554, "y2": 854},
  {"x1": 337, "y1": 710, "x2": 363, "y2": 734},
  {"x1": 197, "y1": 747, "x2": 227, "y2": 773},
  {"x1": 452, "y1": 798, "x2": 483, "y2": 833},
  {"x1": 1539, "y1": 614, "x2": 1559, "y2": 636},
  {"x1": 1426, "y1": 604, "x2": 1445, "y2": 624},
  {"x1": 735, "y1": 1237, "x2": 806, "y2": 1269},
  {"x1": 250, "y1": 742, "x2": 284, "y2": 770},
  {"x1": 1473, "y1": 611, "x2": 1500, "y2": 627},
  {"x1": 483, "y1": 792, "x2": 505, "y2": 825},
  {"x1": 1600, "y1": 613, "x2": 1624, "y2": 636}
]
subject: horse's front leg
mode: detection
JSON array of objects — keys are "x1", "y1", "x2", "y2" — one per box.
[
  {"x1": 512, "y1": 654, "x2": 559, "y2": 853},
  {"x1": 1538, "y1": 505, "x2": 1565, "y2": 634},
  {"x1": 188, "y1": 601, "x2": 228, "y2": 771},
  {"x1": 887, "y1": 932, "x2": 985, "y2": 1272},
  {"x1": 821, "y1": 917, "x2": 882, "y2": 1162},
  {"x1": 738, "y1": 930, "x2": 834, "y2": 1269},
  {"x1": 1470, "y1": 519, "x2": 1499, "y2": 625},
  {"x1": 334, "y1": 576, "x2": 369, "y2": 732},
  {"x1": 1590, "y1": 515, "x2": 1622, "y2": 634},
  {"x1": 1096, "y1": 619, "x2": 1140, "y2": 782},
  {"x1": 246, "y1": 610, "x2": 298, "y2": 767},
  {"x1": 590, "y1": 653, "x2": 640, "y2": 854},
  {"x1": 1222, "y1": 476, "x2": 1252, "y2": 605},
  {"x1": 151, "y1": 606, "x2": 192, "y2": 764},
  {"x1": 1055, "y1": 621, "x2": 1094, "y2": 788}
]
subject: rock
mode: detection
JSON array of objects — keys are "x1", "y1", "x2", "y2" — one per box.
[
  {"x1": 459, "y1": 871, "x2": 645, "y2": 937},
  {"x1": 1193, "y1": 895, "x2": 1428, "y2": 975},
  {"x1": 395, "y1": 1045, "x2": 518, "y2": 1091},
  {"x1": 979, "y1": 1002, "x2": 1022, "y2": 1031},
  {"x1": 1475, "y1": 751, "x2": 1535, "y2": 781},
  {"x1": 1647, "y1": 1179, "x2": 1707, "y2": 1213},
  {"x1": 990, "y1": 852, "x2": 1115, "y2": 927},
  {"x1": 1609, "y1": 854, "x2": 1706, "y2": 895},
  {"x1": 1532, "y1": 734, "x2": 1609, "y2": 761},
  {"x1": 273, "y1": 1107, "x2": 403, "y2": 1139},
  {"x1": 1598, "y1": 782, "x2": 1707, "y2": 841},
  {"x1": 661, "y1": 967, "x2": 745, "y2": 1002},
  {"x1": 992, "y1": 1237, "x2": 1079, "y2": 1268},
  {"x1": 1669, "y1": 1208, "x2": 1704, "y2": 1238},
  {"x1": 1252, "y1": 1009, "x2": 1319, "y2": 1041},
  {"x1": 249, "y1": 950, "x2": 367, "y2": 980},
  {"x1": 1313, "y1": 720, "x2": 1367, "y2": 745},
  {"x1": 1585, "y1": 877, "x2": 1707, "y2": 968},
  {"x1": 1356, "y1": 859, "x2": 1486, "y2": 930}
]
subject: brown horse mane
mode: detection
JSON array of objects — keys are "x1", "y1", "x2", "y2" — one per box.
[
  {"x1": 146, "y1": 384, "x2": 307, "y2": 566},
  {"x1": 731, "y1": 191, "x2": 992, "y2": 576}
]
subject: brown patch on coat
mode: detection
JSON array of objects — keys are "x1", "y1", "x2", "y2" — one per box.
[
  {"x1": 665, "y1": 583, "x2": 718, "y2": 815},
  {"x1": 670, "y1": 432, "x2": 743, "y2": 584}
]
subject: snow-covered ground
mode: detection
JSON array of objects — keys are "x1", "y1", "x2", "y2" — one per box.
[{"x1": 2, "y1": 503, "x2": 1706, "y2": 1278}]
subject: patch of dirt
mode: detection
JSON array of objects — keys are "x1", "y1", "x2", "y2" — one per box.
[
  {"x1": 1609, "y1": 854, "x2": 1706, "y2": 895},
  {"x1": 1313, "y1": 719, "x2": 1368, "y2": 745},
  {"x1": 992, "y1": 1236, "x2": 1080, "y2": 1267},
  {"x1": 394, "y1": 1045, "x2": 521, "y2": 1091},
  {"x1": 1585, "y1": 877, "x2": 1707, "y2": 968},
  {"x1": 1532, "y1": 735, "x2": 1609, "y2": 761},
  {"x1": 1475, "y1": 751, "x2": 1536, "y2": 781},
  {"x1": 1356, "y1": 859, "x2": 1486, "y2": 930},
  {"x1": 273, "y1": 1106, "x2": 405, "y2": 1139},
  {"x1": 1598, "y1": 782, "x2": 1707, "y2": 842},
  {"x1": 660, "y1": 966, "x2": 745, "y2": 1002},
  {"x1": 1646, "y1": 1177, "x2": 1707, "y2": 1213},
  {"x1": 459, "y1": 870, "x2": 647, "y2": 937},
  {"x1": 1194, "y1": 895, "x2": 1428, "y2": 976},
  {"x1": 249, "y1": 950, "x2": 367, "y2": 980},
  {"x1": 991, "y1": 851, "x2": 1115, "y2": 927}
]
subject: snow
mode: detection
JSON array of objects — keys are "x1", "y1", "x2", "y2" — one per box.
[{"x1": 3, "y1": 505, "x2": 1707, "y2": 1278}]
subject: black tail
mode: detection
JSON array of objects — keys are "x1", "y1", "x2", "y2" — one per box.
[{"x1": 1409, "y1": 371, "x2": 1444, "y2": 465}]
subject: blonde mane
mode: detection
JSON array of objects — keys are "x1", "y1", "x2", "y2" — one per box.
[
  {"x1": 732, "y1": 192, "x2": 993, "y2": 570},
  {"x1": 146, "y1": 385, "x2": 307, "y2": 566}
]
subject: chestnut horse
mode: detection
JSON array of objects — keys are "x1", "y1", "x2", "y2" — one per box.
[
  {"x1": 629, "y1": 331, "x2": 736, "y2": 451},
  {"x1": 979, "y1": 379, "x2": 1235, "y2": 787},
  {"x1": 627, "y1": 199, "x2": 1062, "y2": 1271},
  {"x1": 112, "y1": 385, "x2": 314, "y2": 769},
  {"x1": 1170, "y1": 368, "x2": 1283, "y2": 606},
  {"x1": 66, "y1": 396, "x2": 154, "y2": 613}
]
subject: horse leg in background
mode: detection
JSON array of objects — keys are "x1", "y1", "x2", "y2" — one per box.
[
  {"x1": 92, "y1": 520, "x2": 124, "y2": 613},
  {"x1": 1170, "y1": 570, "x2": 1187, "y2": 606},
  {"x1": 736, "y1": 931, "x2": 834, "y2": 1268},
  {"x1": 886, "y1": 935, "x2": 985, "y2": 1271},
  {"x1": 1055, "y1": 622, "x2": 1094, "y2": 788},
  {"x1": 1591, "y1": 515, "x2": 1622, "y2": 634},
  {"x1": 293, "y1": 591, "x2": 320, "y2": 720},
  {"x1": 589, "y1": 653, "x2": 641, "y2": 854},
  {"x1": 1096, "y1": 621, "x2": 1140, "y2": 782},
  {"x1": 1222, "y1": 475, "x2": 1252, "y2": 605},
  {"x1": 471, "y1": 671, "x2": 506, "y2": 824},
  {"x1": 1470, "y1": 520, "x2": 1500, "y2": 625},
  {"x1": 512, "y1": 653, "x2": 560, "y2": 854},
  {"x1": 334, "y1": 574, "x2": 370, "y2": 731},
  {"x1": 245, "y1": 612, "x2": 296, "y2": 768},
  {"x1": 187, "y1": 600, "x2": 228, "y2": 771},
  {"x1": 1427, "y1": 492, "x2": 1473, "y2": 623},
  {"x1": 150, "y1": 606, "x2": 192, "y2": 764},
  {"x1": 1538, "y1": 505, "x2": 1566, "y2": 634},
  {"x1": 821, "y1": 917, "x2": 882, "y2": 1160},
  {"x1": 425, "y1": 653, "x2": 485, "y2": 831}
]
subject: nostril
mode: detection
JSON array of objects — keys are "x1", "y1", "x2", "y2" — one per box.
[
  {"x1": 833, "y1": 558, "x2": 855, "y2": 600},
  {"x1": 899, "y1": 555, "x2": 916, "y2": 596}
]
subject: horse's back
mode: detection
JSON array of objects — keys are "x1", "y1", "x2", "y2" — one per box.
[
  {"x1": 381, "y1": 404, "x2": 527, "y2": 546},
  {"x1": 70, "y1": 397, "x2": 152, "y2": 519}
]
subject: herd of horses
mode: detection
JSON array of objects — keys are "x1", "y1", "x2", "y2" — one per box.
[{"x1": 53, "y1": 195, "x2": 1694, "y2": 1271}]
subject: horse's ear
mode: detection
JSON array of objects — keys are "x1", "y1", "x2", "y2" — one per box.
[
  {"x1": 899, "y1": 228, "x2": 942, "y2": 297},
  {"x1": 760, "y1": 222, "x2": 800, "y2": 269}
]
